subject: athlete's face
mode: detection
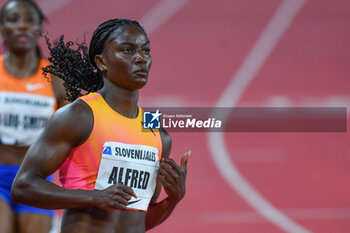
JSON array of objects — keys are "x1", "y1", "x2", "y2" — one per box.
[
  {"x1": 97, "y1": 25, "x2": 152, "y2": 90},
  {"x1": 0, "y1": 1, "x2": 42, "y2": 53}
]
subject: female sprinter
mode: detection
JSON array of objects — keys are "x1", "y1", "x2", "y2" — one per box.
[
  {"x1": 0, "y1": 0, "x2": 65, "y2": 233},
  {"x1": 11, "y1": 18, "x2": 189, "y2": 233}
]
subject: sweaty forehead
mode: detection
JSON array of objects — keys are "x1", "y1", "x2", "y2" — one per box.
[
  {"x1": 3, "y1": 1, "x2": 38, "y2": 17},
  {"x1": 108, "y1": 25, "x2": 149, "y2": 45}
]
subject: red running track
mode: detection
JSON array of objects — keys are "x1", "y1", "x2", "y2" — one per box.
[{"x1": 2, "y1": 0, "x2": 350, "y2": 232}]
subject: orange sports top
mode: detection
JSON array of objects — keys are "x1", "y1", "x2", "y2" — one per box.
[
  {"x1": 0, "y1": 55, "x2": 56, "y2": 146},
  {"x1": 59, "y1": 92, "x2": 162, "y2": 211}
]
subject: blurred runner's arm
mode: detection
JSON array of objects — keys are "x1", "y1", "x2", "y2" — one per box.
[{"x1": 51, "y1": 74, "x2": 69, "y2": 108}]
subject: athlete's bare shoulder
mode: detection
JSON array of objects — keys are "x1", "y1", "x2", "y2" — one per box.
[{"x1": 45, "y1": 98, "x2": 94, "y2": 147}]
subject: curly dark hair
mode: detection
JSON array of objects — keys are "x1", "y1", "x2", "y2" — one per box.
[{"x1": 42, "y1": 19, "x2": 146, "y2": 102}]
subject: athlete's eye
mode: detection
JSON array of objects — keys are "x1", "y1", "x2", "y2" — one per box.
[
  {"x1": 5, "y1": 15, "x2": 19, "y2": 23},
  {"x1": 25, "y1": 16, "x2": 35, "y2": 23},
  {"x1": 122, "y1": 48, "x2": 133, "y2": 54},
  {"x1": 142, "y1": 48, "x2": 150, "y2": 55}
]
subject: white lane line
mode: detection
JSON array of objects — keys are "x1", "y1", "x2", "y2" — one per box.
[
  {"x1": 216, "y1": 0, "x2": 305, "y2": 107},
  {"x1": 207, "y1": 0, "x2": 310, "y2": 233},
  {"x1": 38, "y1": 0, "x2": 75, "y2": 16},
  {"x1": 139, "y1": 0, "x2": 190, "y2": 35}
]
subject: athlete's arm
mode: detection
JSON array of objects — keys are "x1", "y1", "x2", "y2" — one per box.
[
  {"x1": 51, "y1": 74, "x2": 69, "y2": 108},
  {"x1": 145, "y1": 128, "x2": 190, "y2": 230},
  {"x1": 11, "y1": 100, "x2": 135, "y2": 210}
]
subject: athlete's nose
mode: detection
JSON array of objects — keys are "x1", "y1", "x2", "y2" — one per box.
[
  {"x1": 17, "y1": 18, "x2": 29, "y2": 30},
  {"x1": 135, "y1": 50, "x2": 147, "y2": 64}
]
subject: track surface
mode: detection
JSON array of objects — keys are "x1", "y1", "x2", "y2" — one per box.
[{"x1": 1, "y1": 0, "x2": 350, "y2": 232}]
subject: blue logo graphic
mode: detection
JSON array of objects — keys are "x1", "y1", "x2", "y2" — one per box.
[
  {"x1": 102, "y1": 146, "x2": 112, "y2": 155},
  {"x1": 143, "y1": 109, "x2": 161, "y2": 129}
]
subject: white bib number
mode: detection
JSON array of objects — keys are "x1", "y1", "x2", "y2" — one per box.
[
  {"x1": 95, "y1": 141, "x2": 160, "y2": 211},
  {"x1": 0, "y1": 91, "x2": 55, "y2": 146}
]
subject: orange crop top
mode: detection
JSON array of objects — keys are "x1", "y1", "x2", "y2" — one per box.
[{"x1": 59, "y1": 92, "x2": 162, "y2": 211}]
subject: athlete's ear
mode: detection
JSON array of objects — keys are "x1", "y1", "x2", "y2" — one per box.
[
  {"x1": 95, "y1": 55, "x2": 107, "y2": 72},
  {"x1": 35, "y1": 25, "x2": 43, "y2": 40},
  {"x1": 0, "y1": 26, "x2": 5, "y2": 44},
  {"x1": 38, "y1": 25, "x2": 43, "y2": 36}
]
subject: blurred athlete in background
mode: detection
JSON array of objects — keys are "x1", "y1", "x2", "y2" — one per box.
[{"x1": 0, "y1": 0, "x2": 65, "y2": 232}]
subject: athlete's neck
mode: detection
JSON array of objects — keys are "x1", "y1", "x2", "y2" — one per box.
[
  {"x1": 100, "y1": 78, "x2": 139, "y2": 118},
  {"x1": 4, "y1": 50, "x2": 39, "y2": 78}
]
